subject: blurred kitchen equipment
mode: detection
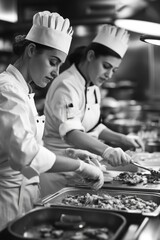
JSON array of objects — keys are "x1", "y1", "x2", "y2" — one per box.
[
  {"x1": 104, "y1": 118, "x2": 143, "y2": 134},
  {"x1": 145, "y1": 139, "x2": 160, "y2": 152},
  {"x1": 101, "y1": 99, "x2": 143, "y2": 123},
  {"x1": 102, "y1": 80, "x2": 137, "y2": 100}
]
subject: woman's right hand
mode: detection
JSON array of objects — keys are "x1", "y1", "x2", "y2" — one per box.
[
  {"x1": 75, "y1": 160, "x2": 104, "y2": 190},
  {"x1": 102, "y1": 147, "x2": 131, "y2": 167}
]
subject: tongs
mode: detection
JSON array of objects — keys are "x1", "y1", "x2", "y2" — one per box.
[{"x1": 131, "y1": 161, "x2": 160, "y2": 177}]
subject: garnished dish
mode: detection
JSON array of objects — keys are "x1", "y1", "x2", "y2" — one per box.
[
  {"x1": 62, "y1": 193, "x2": 157, "y2": 213},
  {"x1": 115, "y1": 172, "x2": 160, "y2": 185}
]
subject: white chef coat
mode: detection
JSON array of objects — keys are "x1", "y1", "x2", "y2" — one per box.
[
  {"x1": 40, "y1": 64, "x2": 106, "y2": 197},
  {"x1": 0, "y1": 64, "x2": 56, "y2": 230},
  {"x1": 43, "y1": 63, "x2": 106, "y2": 153}
]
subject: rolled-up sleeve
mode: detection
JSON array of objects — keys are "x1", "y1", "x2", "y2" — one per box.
[
  {"x1": 0, "y1": 84, "x2": 56, "y2": 178},
  {"x1": 59, "y1": 118, "x2": 85, "y2": 137},
  {"x1": 21, "y1": 145, "x2": 56, "y2": 179}
]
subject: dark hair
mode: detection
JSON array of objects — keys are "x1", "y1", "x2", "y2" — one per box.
[
  {"x1": 68, "y1": 42, "x2": 121, "y2": 65},
  {"x1": 12, "y1": 34, "x2": 53, "y2": 59}
]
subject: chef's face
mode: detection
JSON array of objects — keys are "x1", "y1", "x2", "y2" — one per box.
[
  {"x1": 28, "y1": 45, "x2": 63, "y2": 88},
  {"x1": 87, "y1": 51, "x2": 122, "y2": 87}
]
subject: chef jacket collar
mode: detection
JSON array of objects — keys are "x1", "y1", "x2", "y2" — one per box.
[
  {"x1": 75, "y1": 63, "x2": 92, "y2": 88},
  {"x1": 6, "y1": 64, "x2": 30, "y2": 95}
]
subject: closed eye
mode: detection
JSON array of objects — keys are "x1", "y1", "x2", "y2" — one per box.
[
  {"x1": 50, "y1": 60, "x2": 58, "y2": 67},
  {"x1": 113, "y1": 67, "x2": 119, "y2": 73},
  {"x1": 103, "y1": 63, "x2": 112, "y2": 70}
]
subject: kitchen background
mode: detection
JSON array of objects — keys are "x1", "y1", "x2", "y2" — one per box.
[{"x1": 1, "y1": 0, "x2": 160, "y2": 148}]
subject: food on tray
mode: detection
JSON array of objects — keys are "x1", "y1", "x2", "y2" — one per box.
[
  {"x1": 62, "y1": 193, "x2": 157, "y2": 213},
  {"x1": 23, "y1": 224, "x2": 63, "y2": 238},
  {"x1": 23, "y1": 223, "x2": 112, "y2": 239},
  {"x1": 71, "y1": 227, "x2": 111, "y2": 240},
  {"x1": 115, "y1": 172, "x2": 145, "y2": 185},
  {"x1": 115, "y1": 172, "x2": 160, "y2": 185}
]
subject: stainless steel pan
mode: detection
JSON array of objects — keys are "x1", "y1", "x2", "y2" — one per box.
[
  {"x1": 36, "y1": 187, "x2": 160, "y2": 217},
  {"x1": 7, "y1": 206, "x2": 127, "y2": 240}
]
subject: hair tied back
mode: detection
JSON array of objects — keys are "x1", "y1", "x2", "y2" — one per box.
[{"x1": 15, "y1": 35, "x2": 26, "y2": 43}]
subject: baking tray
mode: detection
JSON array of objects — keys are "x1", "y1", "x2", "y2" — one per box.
[
  {"x1": 36, "y1": 187, "x2": 160, "y2": 217},
  {"x1": 7, "y1": 206, "x2": 126, "y2": 240}
]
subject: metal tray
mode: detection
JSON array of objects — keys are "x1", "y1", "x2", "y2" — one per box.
[
  {"x1": 36, "y1": 187, "x2": 160, "y2": 217},
  {"x1": 103, "y1": 171, "x2": 160, "y2": 193},
  {"x1": 7, "y1": 206, "x2": 126, "y2": 240},
  {"x1": 68, "y1": 170, "x2": 160, "y2": 193}
]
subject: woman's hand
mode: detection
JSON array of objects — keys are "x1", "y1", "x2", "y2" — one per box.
[
  {"x1": 65, "y1": 148, "x2": 102, "y2": 163},
  {"x1": 124, "y1": 134, "x2": 145, "y2": 151},
  {"x1": 101, "y1": 147, "x2": 131, "y2": 167},
  {"x1": 75, "y1": 160, "x2": 104, "y2": 190},
  {"x1": 65, "y1": 148, "x2": 104, "y2": 169}
]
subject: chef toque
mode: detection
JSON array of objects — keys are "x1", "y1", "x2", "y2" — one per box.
[
  {"x1": 92, "y1": 24, "x2": 129, "y2": 58},
  {"x1": 25, "y1": 11, "x2": 73, "y2": 56}
]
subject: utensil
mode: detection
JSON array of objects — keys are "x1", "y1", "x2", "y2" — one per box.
[
  {"x1": 55, "y1": 214, "x2": 86, "y2": 229},
  {"x1": 131, "y1": 161, "x2": 160, "y2": 177}
]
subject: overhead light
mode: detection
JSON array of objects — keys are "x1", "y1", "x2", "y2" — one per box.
[
  {"x1": 74, "y1": 26, "x2": 89, "y2": 37},
  {"x1": 114, "y1": 19, "x2": 160, "y2": 36},
  {"x1": 0, "y1": 0, "x2": 18, "y2": 23},
  {"x1": 116, "y1": 0, "x2": 148, "y2": 18},
  {"x1": 140, "y1": 35, "x2": 160, "y2": 46}
]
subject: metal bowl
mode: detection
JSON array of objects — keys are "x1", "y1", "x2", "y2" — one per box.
[
  {"x1": 145, "y1": 139, "x2": 160, "y2": 152},
  {"x1": 104, "y1": 118, "x2": 143, "y2": 134}
]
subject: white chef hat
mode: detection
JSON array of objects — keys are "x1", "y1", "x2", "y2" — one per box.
[
  {"x1": 25, "y1": 11, "x2": 73, "y2": 59},
  {"x1": 92, "y1": 24, "x2": 129, "y2": 58}
]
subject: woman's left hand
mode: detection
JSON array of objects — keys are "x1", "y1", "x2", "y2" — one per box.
[
  {"x1": 65, "y1": 148, "x2": 105, "y2": 170},
  {"x1": 65, "y1": 148, "x2": 102, "y2": 162},
  {"x1": 125, "y1": 134, "x2": 145, "y2": 151}
]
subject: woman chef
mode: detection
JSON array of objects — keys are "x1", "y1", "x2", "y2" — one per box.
[
  {"x1": 41, "y1": 24, "x2": 143, "y2": 195},
  {"x1": 0, "y1": 11, "x2": 104, "y2": 231}
]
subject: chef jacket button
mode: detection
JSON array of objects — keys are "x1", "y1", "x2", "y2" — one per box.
[
  {"x1": 37, "y1": 120, "x2": 39, "y2": 123},
  {"x1": 88, "y1": 107, "x2": 90, "y2": 110}
]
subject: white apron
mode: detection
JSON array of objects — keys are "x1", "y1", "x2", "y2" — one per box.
[
  {"x1": 0, "y1": 173, "x2": 41, "y2": 231},
  {"x1": 82, "y1": 102, "x2": 100, "y2": 133}
]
